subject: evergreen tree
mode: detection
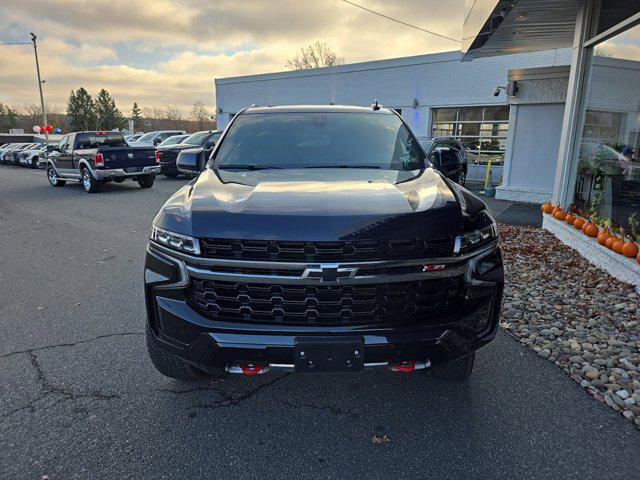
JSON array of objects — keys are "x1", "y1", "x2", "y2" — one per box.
[
  {"x1": 0, "y1": 102, "x2": 18, "y2": 131},
  {"x1": 94, "y1": 89, "x2": 125, "y2": 130},
  {"x1": 66, "y1": 88, "x2": 96, "y2": 131},
  {"x1": 131, "y1": 102, "x2": 142, "y2": 129}
]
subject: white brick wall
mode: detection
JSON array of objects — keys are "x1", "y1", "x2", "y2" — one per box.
[{"x1": 215, "y1": 49, "x2": 572, "y2": 135}]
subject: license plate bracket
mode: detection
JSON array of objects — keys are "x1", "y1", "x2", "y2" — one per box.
[{"x1": 294, "y1": 337, "x2": 364, "y2": 373}]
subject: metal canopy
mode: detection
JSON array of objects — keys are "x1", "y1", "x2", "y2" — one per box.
[{"x1": 462, "y1": 0, "x2": 580, "y2": 60}]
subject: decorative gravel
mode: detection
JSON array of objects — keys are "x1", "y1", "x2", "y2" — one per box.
[{"x1": 499, "y1": 224, "x2": 640, "y2": 428}]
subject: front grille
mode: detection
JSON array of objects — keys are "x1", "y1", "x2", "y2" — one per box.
[
  {"x1": 200, "y1": 237, "x2": 454, "y2": 262},
  {"x1": 189, "y1": 276, "x2": 463, "y2": 326},
  {"x1": 158, "y1": 151, "x2": 177, "y2": 163}
]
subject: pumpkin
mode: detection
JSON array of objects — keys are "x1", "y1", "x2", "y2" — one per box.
[
  {"x1": 552, "y1": 207, "x2": 561, "y2": 216},
  {"x1": 605, "y1": 236, "x2": 618, "y2": 249},
  {"x1": 597, "y1": 230, "x2": 610, "y2": 245},
  {"x1": 573, "y1": 218, "x2": 586, "y2": 230},
  {"x1": 612, "y1": 239, "x2": 624, "y2": 254},
  {"x1": 554, "y1": 210, "x2": 567, "y2": 221},
  {"x1": 540, "y1": 202, "x2": 550, "y2": 212},
  {"x1": 622, "y1": 241, "x2": 639, "y2": 258},
  {"x1": 584, "y1": 223, "x2": 599, "y2": 238},
  {"x1": 582, "y1": 221, "x2": 590, "y2": 233},
  {"x1": 565, "y1": 214, "x2": 576, "y2": 225},
  {"x1": 542, "y1": 204, "x2": 554, "y2": 214},
  {"x1": 637, "y1": 251, "x2": 640, "y2": 265}
]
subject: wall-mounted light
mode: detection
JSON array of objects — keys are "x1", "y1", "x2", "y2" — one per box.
[
  {"x1": 217, "y1": 107, "x2": 223, "y2": 114},
  {"x1": 413, "y1": 98, "x2": 419, "y2": 109}
]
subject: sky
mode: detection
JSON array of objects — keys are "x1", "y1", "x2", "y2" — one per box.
[{"x1": 0, "y1": 0, "x2": 465, "y2": 116}]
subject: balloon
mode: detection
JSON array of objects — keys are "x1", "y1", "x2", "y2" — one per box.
[
  {"x1": 39, "y1": 126, "x2": 45, "y2": 133},
  {"x1": 54, "y1": 128, "x2": 62, "y2": 134},
  {"x1": 45, "y1": 125, "x2": 53, "y2": 133},
  {"x1": 33, "y1": 126, "x2": 40, "y2": 133}
]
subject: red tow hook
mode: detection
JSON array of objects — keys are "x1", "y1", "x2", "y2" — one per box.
[
  {"x1": 389, "y1": 361, "x2": 416, "y2": 372},
  {"x1": 240, "y1": 363, "x2": 266, "y2": 375}
]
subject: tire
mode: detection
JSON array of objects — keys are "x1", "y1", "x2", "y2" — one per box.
[
  {"x1": 428, "y1": 352, "x2": 475, "y2": 381},
  {"x1": 138, "y1": 174, "x2": 155, "y2": 189},
  {"x1": 81, "y1": 167, "x2": 100, "y2": 193},
  {"x1": 29, "y1": 157, "x2": 38, "y2": 169},
  {"x1": 457, "y1": 169, "x2": 467, "y2": 186},
  {"x1": 146, "y1": 327, "x2": 224, "y2": 381},
  {"x1": 47, "y1": 166, "x2": 66, "y2": 187}
]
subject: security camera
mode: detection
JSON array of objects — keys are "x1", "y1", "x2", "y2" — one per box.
[{"x1": 493, "y1": 86, "x2": 506, "y2": 97}]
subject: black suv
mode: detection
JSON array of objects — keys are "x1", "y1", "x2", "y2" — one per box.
[
  {"x1": 144, "y1": 105, "x2": 503, "y2": 381},
  {"x1": 419, "y1": 137, "x2": 468, "y2": 186},
  {"x1": 156, "y1": 130, "x2": 221, "y2": 178}
]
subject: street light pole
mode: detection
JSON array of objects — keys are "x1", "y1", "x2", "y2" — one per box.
[{"x1": 30, "y1": 33, "x2": 49, "y2": 145}]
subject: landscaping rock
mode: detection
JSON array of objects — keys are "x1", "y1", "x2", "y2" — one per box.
[{"x1": 500, "y1": 225, "x2": 640, "y2": 429}]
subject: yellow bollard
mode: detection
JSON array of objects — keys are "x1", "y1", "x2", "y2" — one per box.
[{"x1": 483, "y1": 159, "x2": 493, "y2": 190}]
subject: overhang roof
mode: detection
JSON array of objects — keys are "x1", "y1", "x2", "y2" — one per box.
[{"x1": 462, "y1": 0, "x2": 580, "y2": 60}]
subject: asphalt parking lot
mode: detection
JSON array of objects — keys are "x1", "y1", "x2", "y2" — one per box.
[{"x1": 2, "y1": 167, "x2": 639, "y2": 480}]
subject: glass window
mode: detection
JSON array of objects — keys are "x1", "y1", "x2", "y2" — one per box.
[
  {"x1": 215, "y1": 112, "x2": 425, "y2": 171},
  {"x1": 572, "y1": 23, "x2": 640, "y2": 232},
  {"x1": 430, "y1": 106, "x2": 509, "y2": 165}
]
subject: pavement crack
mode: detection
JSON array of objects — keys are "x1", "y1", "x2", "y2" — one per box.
[
  {"x1": 278, "y1": 399, "x2": 359, "y2": 418},
  {"x1": 192, "y1": 373, "x2": 290, "y2": 410},
  {"x1": 0, "y1": 332, "x2": 144, "y2": 360}
]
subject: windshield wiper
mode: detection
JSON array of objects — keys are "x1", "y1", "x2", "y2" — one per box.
[
  {"x1": 304, "y1": 164, "x2": 381, "y2": 169},
  {"x1": 218, "y1": 164, "x2": 284, "y2": 170}
]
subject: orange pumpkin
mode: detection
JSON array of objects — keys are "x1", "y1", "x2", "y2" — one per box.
[
  {"x1": 622, "y1": 241, "x2": 639, "y2": 258},
  {"x1": 542, "y1": 204, "x2": 554, "y2": 215},
  {"x1": 552, "y1": 207, "x2": 561, "y2": 216},
  {"x1": 554, "y1": 210, "x2": 567, "y2": 221},
  {"x1": 582, "y1": 221, "x2": 590, "y2": 233},
  {"x1": 605, "y1": 236, "x2": 618, "y2": 249},
  {"x1": 565, "y1": 214, "x2": 576, "y2": 225},
  {"x1": 637, "y1": 251, "x2": 640, "y2": 265},
  {"x1": 597, "y1": 230, "x2": 610, "y2": 246},
  {"x1": 612, "y1": 239, "x2": 624, "y2": 254},
  {"x1": 540, "y1": 202, "x2": 550, "y2": 212},
  {"x1": 573, "y1": 218, "x2": 586, "y2": 230},
  {"x1": 584, "y1": 223, "x2": 599, "y2": 238}
]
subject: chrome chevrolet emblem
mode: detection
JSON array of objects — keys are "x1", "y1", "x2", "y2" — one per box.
[
  {"x1": 127, "y1": 153, "x2": 134, "y2": 159},
  {"x1": 303, "y1": 266, "x2": 357, "y2": 283}
]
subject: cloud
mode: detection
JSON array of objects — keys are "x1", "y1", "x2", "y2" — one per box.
[{"x1": 0, "y1": 0, "x2": 465, "y2": 113}]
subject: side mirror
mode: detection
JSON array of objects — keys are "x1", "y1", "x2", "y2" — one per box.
[
  {"x1": 153, "y1": 138, "x2": 161, "y2": 146},
  {"x1": 176, "y1": 152, "x2": 200, "y2": 175},
  {"x1": 428, "y1": 151, "x2": 439, "y2": 168}
]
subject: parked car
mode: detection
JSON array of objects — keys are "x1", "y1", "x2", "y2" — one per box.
[
  {"x1": 145, "y1": 105, "x2": 503, "y2": 382},
  {"x1": 1, "y1": 143, "x2": 32, "y2": 164},
  {"x1": 419, "y1": 137, "x2": 468, "y2": 185},
  {"x1": 46, "y1": 131, "x2": 159, "y2": 193},
  {"x1": 125, "y1": 133, "x2": 144, "y2": 142},
  {"x1": 18, "y1": 143, "x2": 48, "y2": 168},
  {"x1": 129, "y1": 130, "x2": 187, "y2": 148},
  {"x1": 159, "y1": 130, "x2": 221, "y2": 178},
  {"x1": 6, "y1": 143, "x2": 36, "y2": 166}
]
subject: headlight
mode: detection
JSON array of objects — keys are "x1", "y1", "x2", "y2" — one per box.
[
  {"x1": 150, "y1": 225, "x2": 201, "y2": 256},
  {"x1": 454, "y1": 224, "x2": 498, "y2": 253}
]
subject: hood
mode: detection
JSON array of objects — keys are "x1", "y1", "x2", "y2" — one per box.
[
  {"x1": 129, "y1": 141, "x2": 154, "y2": 148},
  {"x1": 154, "y1": 167, "x2": 467, "y2": 241}
]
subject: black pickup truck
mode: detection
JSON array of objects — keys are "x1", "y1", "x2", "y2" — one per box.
[
  {"x1": 144, "y1": 105, "x2": 503, "y2": 382},
  {"x1": 46, "y1": 131, "x2": 159, "y2": 193}
]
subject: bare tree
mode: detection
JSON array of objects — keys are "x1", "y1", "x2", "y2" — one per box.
[
  {"x1": 190, "y1": 102, "x2": 211, "y2": 130},
  {"x1": 286, "y1": 42, "x2": 344, "y2": 70},
  {"x1": 164, "y1": 106, "x2": 183, "y2": 128},
  {"x1": 594, "y1": 46, "x2": 613, "y2": 57}
]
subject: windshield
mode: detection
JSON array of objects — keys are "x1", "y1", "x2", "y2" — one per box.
[
  {"x1": 214, "y1": 113, "x2": 425, "y2": 170},
  {"x1": 76, "y1": 132, "x2": 127, "y2": 148},
  {"x1": 158, "y1": 135, "x2": 187, "y2": 147},
  {"x1": 136, "y1": 132, "x2": 156, "y2": 142},
  {"x1": 183, "y1": 131, "x2": 215, "y2": 146}
]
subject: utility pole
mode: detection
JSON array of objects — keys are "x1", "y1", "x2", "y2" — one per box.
[{"x1": 30, "y1": 33, "x2": 49, "y2": 145}]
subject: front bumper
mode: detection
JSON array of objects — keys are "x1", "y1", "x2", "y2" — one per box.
[
  {"x1": 93, "y1": 165, "x2": 160, "y2": 179},
  {"x1": 144, "y1": 241, "x2": 503, "y2": 373}
]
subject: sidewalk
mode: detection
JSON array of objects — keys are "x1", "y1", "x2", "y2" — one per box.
[{"x1": 465, "y1": 181, "x2": 542, "y2": 227}]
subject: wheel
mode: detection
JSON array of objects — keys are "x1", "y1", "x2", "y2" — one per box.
[
  {"x1": 29, "y1": 157, "x2": 38, "y2": 169},
  {"x1": 146, "y1": 327, "x2": 224, "y2": 381},
  {"x1": 428, "y1": 352, "x2": 475, "y2": 381},
  {"x1": 81, "y1": 167, "x2": 100, "y2": 193},
  {"x1": 47, "y1": 166, "x2": 66, "y2": 187},
  {"x1": 457, "y1": 170, "x2": 467, "y2": 186},
  {"x1": 163, "y1": 172, "x2": 179, "y2": 179},
  {"x1": 138, "y1": 175, "x2": 155, "y2": 189}
]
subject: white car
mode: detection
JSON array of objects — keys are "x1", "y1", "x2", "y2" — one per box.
[
  {"x1": 129, "y1": 130, "x2": 187, "y2": 148},
  {"x1": 19, "y1": 144, "x2": 48, "y2": 168},
  {"x1": 1, "y1": 143, "x2": 33, "y2": 163}
]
